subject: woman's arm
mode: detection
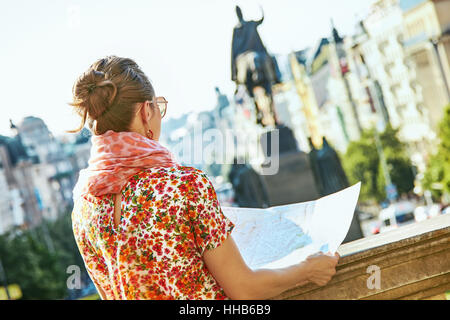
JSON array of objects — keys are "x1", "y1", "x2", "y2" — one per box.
[
  {"x1": 203, "y1": 235, "x2": 339, "y2": 300},
  {"x1": 188, "y1": 169, "x2": 338, "y2": 299},
  {"x1": 94, "y1": 282, "x2": 107, "y2": 300}
]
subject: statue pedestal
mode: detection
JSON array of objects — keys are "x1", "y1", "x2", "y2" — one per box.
[
  {"x1": 258, "y1": 126, "x2": 363, "y2": 242},
  {"x1": 260, "y1": 150, "x2": 320, "y2": 206}
]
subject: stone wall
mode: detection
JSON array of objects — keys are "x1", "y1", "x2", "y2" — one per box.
[{"x1": 273, "y1": 213, "x2": 450, "y2": 299}]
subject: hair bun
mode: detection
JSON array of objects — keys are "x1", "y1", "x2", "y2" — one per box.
[
  {"x1": 71, "y1": 69, "x2": 118, "y2": 121},
  {"x1": 68, "y1": 55, "x2": 155, "y2": 135}
]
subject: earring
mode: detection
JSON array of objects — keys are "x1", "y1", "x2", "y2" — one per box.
[{"x1": 147, "y1": 129, "x2": 153, "y2": 140}]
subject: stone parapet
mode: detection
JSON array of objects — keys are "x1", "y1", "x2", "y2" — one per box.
[{"x1": 273, "y1": 213, "x2": 450, "y2": 300}]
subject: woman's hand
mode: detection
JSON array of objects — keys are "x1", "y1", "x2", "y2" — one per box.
[
  {"x1": 203, "y1": 235, "x2": 341, "y2": 299},
  {"x1": 304, "y1": 252, "x2": 340, "y2": 286}
]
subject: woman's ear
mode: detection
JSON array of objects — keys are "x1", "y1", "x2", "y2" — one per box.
[{"x1": 140, "y1": 101, "x2": 153, "y2": 123}]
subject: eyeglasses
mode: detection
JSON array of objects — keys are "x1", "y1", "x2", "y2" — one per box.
[{"x1": 151, "y1": 96, "x2": 168, "y2": 118}]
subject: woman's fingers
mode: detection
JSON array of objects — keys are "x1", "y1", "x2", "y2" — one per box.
[{"x1": 326, "y1": 251, "x2": 340, "y2": 259}]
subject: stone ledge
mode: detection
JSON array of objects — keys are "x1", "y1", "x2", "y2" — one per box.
[{"x1": 273, "y1": 213, "x2": 450, "y2": 300}]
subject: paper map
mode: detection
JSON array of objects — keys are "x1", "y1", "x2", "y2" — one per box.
[{"x1": 221, "y1": 182, "x2": 361, "y2": 270}]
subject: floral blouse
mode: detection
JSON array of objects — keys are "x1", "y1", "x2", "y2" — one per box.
[{"x1": 72, "y1": 165, "x2": 235, "y2": 300}]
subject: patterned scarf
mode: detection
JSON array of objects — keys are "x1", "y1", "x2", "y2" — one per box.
[{"x1": 73, "y1": 130, "x2": 179, "y2": 200}]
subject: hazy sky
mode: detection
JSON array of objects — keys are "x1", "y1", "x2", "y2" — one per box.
[{"x1": 0, "y1": 0, "x2": 375, "y2": 136}]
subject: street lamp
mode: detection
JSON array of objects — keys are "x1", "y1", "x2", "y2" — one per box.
[
  {"x1": 430, "y1": 26, "x2": 450, "y2": 101},
  {"x1": 372, "y1": 120, "x2": 396, "y2": 203},
  {"x1": 350, "y1": 39, "x2": 397, "y2": 203}
]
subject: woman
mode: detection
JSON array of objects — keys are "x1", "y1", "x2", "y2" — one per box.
[{"x1": 70, "y1": 55, "x2": 339, "y2": 300}]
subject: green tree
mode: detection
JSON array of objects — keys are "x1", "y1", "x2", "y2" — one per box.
[
  {"x1": 0, "y1": 211, "x2": 88, "y2": 299},
  {"x1": 423, "y1": 104, "x2": 450, "y2": 199},
  {"x1": 343, "y1": 124, "x2": 415, "y2": 202},
  {"x1": 342, "y1": 130, "x2": 381, "y2": 201},
  {"x1": 377, "y1": 151, "x2": 415, "y2": 200},
  {"x1": 377, "y1": 124, "x2": 415, "y2": 198}
]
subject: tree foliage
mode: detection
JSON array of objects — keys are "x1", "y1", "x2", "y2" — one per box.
[
  {"x1": 342, "y1": 124, "x2": 415, "y2": 203},
  {"x1": 0, "y1": 211, "x2": 87, "y2": 299},
  {"x1": 423, "y1": 104, "x2": 450, "y2": 199}
]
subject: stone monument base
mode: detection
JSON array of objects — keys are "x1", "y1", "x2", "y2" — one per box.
[{"x1": 260, "y1": 150, "x2": 320, "y2": 206}]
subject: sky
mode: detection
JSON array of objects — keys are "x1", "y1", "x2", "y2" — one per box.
[{"x1": 0, "y1": 0, "x2": 375, "y2": 137}]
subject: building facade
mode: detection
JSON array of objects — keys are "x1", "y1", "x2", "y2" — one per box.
[
  {"x1": 0, "y1": 118, "x2": 92, "y2": 234},
  {"x1": 354, "y1": 0, "x2": 435, "y2": 170},
  {"x1": 402, "y1": 0, "x2": 450, "y2": 130}
]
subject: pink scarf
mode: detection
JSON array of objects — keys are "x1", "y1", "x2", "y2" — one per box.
[{"x1": 73, "y1": 130, "x2": 179, "y2": 200}]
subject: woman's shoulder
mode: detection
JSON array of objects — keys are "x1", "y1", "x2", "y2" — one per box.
[
  {"x1": 130, "y1": 165, "x2": 210, "y2": 184},
  {"x1": 125, "y1": 165, "x2": 214, "y2": 201}
]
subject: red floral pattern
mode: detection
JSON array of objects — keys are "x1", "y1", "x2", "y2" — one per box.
[{"x1": 72, "y1": 165, "x2": 235, "y2": 300}]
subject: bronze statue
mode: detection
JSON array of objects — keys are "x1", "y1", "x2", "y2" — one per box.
[{"x1": 231, "y1": 5, "x2": 280, "y2": 127}]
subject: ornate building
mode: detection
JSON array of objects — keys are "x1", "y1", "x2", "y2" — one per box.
[
  {"x1": 350, "y1": 0, "x2": 435, "y2": 171},
  {"x1": 402, "y1": 0, "x2": 450, "y2": 130}
]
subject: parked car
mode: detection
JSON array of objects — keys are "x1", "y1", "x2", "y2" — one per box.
[
  {"x1": 442, "y1": 205, "x2": 450, "y2": 215},
  {"x1": 377, "y1": 201, "x2": 416, "y2": 233},
  {"x1": 414, "y1": 204, "x2": 443, "y2": 222}
]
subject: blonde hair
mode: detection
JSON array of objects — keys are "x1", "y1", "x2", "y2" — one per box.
[{"x1": 68, "y1": 55, "x2": 155, "y2": 135}]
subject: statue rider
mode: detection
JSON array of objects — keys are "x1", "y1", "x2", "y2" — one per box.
[{"x1": 231, "y1": 5, "x2": 280, "y2": 127}]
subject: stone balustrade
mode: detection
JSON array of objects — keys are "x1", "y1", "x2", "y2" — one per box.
[{"x1": 273, "y1": 213, "x2": 450, "y2": 300}]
